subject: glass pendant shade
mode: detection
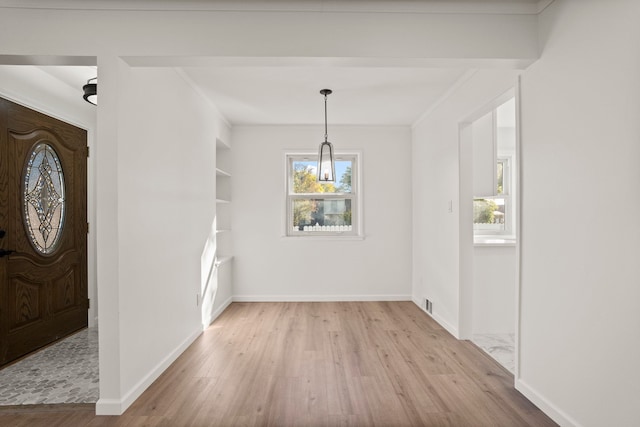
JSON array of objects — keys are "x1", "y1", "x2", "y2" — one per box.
[
  {"x1": 317, "y1": 88, "x2": 336, "y2": 182},
  {"x1": 318, "y1": 141, "x2": 335, "y2": 182}
]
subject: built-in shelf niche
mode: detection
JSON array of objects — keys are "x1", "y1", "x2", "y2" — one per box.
[{"x1": 216, "y1": 137, "x2": 232, "y2": 259}]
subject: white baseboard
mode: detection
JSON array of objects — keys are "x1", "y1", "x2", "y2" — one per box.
[
  {"x1": 94, "y1": 398, "x2": 122, "y2": 416},
  {"x1": 433, "y1": 312, "x2": 459, "y2": 339},
  {"x1": 232, "y1": 294, "x2": 412, "y2": 302},
  {"x1": 203, "y1": 296, "x2": 233, "y2": 329},
  {"x1": 515, "y1": 379, "x2": 581, "y2": 427},
  {"x1": 411, "y1": 297, "x2": 460, "y2": 339},
  {"x1": 95, "y1": 327, "x2": 202, "y2": 416}
]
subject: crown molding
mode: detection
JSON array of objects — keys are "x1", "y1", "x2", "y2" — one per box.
[{"x1": 0, "y1": 0, "x2": 555, "y2": 15}]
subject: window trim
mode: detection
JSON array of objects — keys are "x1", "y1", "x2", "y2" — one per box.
[
  {"x1": 474, "y1": 156, "x2": 514, "y2": 238},
  {"x1": 283, "y1": 150, "x2": 363, "y2": 239}
]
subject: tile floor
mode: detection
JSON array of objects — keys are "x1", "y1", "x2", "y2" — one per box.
[
  {"x1": 472, "y1": 333, "x2": 515, "y2": 374},
  {"x1": 0, "y1": 328, "x2": 99, "y2": 405}
]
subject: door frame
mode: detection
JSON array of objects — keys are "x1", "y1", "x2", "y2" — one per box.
[
  {"x1": 0, "y1": 82, "x2": 97, "y2": 329},
  {"x1": 457, "y1": 81, "x2": 522, "y2": 381}
]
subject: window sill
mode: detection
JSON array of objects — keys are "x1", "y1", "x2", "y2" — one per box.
[
  {"x1": 474, "y1": 237, "x2": 516, "y2": 247},
  {"x1": 282, "y1": 234, "x2": 365, "y2": 241}
]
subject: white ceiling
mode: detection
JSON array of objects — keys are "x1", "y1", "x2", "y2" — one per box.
[
  {"x1": 16, "y1": 60, "x2": 488, "y2": 128},
  {"x1": 37, "y1": 66, "x2": 97, "y2": 91},
  {"x1": 182, "y1": 66, "x2": 469, "y2": 126}
]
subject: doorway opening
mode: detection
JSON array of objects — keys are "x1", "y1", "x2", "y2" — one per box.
[
  {"x1": 459, "y1": 89, "x2": 519, "y2": 374},
  {"x1": 0, "y1": 62, "x2": 98, "y2": 406}
]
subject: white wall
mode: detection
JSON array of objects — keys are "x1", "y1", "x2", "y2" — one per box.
[
  {"x1": 472, "y1": 246, "x2": 516, "y2": 335},
  {"x1": 472, "y1": 111, "x2": 495, "y2": 197},
  {"x1": 411, "y1": 69, "x2": 519, "y2": 337},
  {"x1": 96, "y1": 64, "x2": 221, "y2": 413},
  {"x1": 232, "y1": 125, "x2": 412, "y2": 300},
  {"x1": 517, "y1": 1, "x2": 640, "y2": 426}
]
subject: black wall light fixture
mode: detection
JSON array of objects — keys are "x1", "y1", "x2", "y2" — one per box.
[
  {"x1": 83, "y1": 77, "x2": 97, "y2": 105},
  {"x1": 317, "y1": 89, "x2": 335, "y2": 182}
]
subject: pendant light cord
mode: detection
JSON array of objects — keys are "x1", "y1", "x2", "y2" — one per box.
[{"x1": 324, "y1": 93, "x2": 328, "y2": 142}]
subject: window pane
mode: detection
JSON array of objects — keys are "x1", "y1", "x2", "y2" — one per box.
[
  {"x1": 23, "y1": 143, "x2": 66, "y2": 254},
  {"x1": 497, "y1": 161, "x2": 504, "y2": 195},
  {"x1": 292, "y1": 198, "x2": 352, "y2": 231},
  {"x1": 292, "y1": 159, "x2": 352, "y2": 194},
  {"x1": 473, "y1": 198, "x2": 505, "y2": 232},
  {"x1": 334, "y1": 160, "x2": 353, "y2": 193}
]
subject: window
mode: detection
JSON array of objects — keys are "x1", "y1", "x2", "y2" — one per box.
[
  {"x1": 285, "y1": 153, "x2": 360, "y2": 237},
  {"x1": 473, "y1": 157, "x2": 511, "y2": 235}
]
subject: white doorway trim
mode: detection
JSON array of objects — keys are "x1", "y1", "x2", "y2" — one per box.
[{"x1": 457, "y1": 84, "x2": 522, "y2": 381}]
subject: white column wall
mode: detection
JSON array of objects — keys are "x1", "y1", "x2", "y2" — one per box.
[
  {"x1": 411, "y1": 69, "x2": 519, "y2": 337},
  {"x1": 96, "y1": 64, "x2": 221, "y2": 413},
  {"x1": 517, "y1": 1, "x2": 640, "y2": 426},
  {"x1": 94, "y1": 55, "x2": 123, "y2": 410}
]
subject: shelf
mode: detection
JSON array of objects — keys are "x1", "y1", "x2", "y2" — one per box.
[
  {"x1": 215, "y1": 256, "x2": 233, "y2": 267},
  {"x1": 215, "y1": 133, "x2": 232, "y2": 276},
  {"x1": 216, "y1": 168, "x2": 231, "y2": 177},
  {"x1": 216, "y1": 137, "x2": 231, "y2": 150},
  {"x1": 474, "y1": 237, "x2": 516, "y2": 247}
]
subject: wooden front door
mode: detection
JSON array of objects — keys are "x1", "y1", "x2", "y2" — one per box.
[{"x1": 0, "y1": 97, "x2": 88, "y2": 368}]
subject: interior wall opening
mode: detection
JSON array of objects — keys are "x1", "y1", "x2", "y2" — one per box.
[
  {"x1": 0, "y1": 59, "x2": 98, "y2": 406},
  {"x1": 459, "y1": 89, "x2": 519, "y2": 374}
]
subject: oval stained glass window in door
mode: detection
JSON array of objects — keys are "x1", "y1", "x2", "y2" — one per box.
[{"x1": 22, "y1": 143, "x2": 66, "y2": 254}]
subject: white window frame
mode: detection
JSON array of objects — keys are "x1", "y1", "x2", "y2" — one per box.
[
  {"x1": 284, "y1": 151, "x2": 363, "y2": 239},
  {"x1": 474, "y1": 156, "x2": 513, "y2": 237}
]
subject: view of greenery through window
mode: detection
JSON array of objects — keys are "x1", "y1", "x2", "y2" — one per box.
[
  {"x1": 292, "y1": 160, "x2": 352, "y2": 231},
  {"x1": 473, "y1": 198, "x2": 504, "y2": 225},
  {"x1": 473, "y1": 160, "x2": 506, "y2": 230}
]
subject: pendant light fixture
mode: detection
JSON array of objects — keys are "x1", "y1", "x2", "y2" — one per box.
[
  {"x1": 82, "y1": 77, "x2": 97, "y2": 105},
  {"x1": 317, "y1": 89, "x2": 336, "y2": 182}
]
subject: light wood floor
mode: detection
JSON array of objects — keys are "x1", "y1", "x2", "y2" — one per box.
[{"x1": 0, "y1": 302, "x2": 557, "y2": 426}]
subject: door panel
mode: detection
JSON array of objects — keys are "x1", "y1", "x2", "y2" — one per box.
[
  {"x1": 0, "y1": 97, "x2": 88, "y2": 367},
  {"x1": 52, "y1": 269, "x2": 77, "y2": 314},
  {"x1": 8, "y1": 278, "x2": 43, "y2": 329}
]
